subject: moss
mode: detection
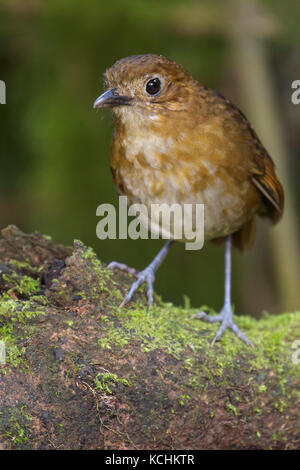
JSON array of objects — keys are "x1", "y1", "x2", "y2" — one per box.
[
  {"x1": 48, "y1": 240, "x2": 122, "y2": 307},
  {"x1": 274, "y1": 399, "x2": 288, "y2": 414},
  {"x1": 3, "y1": 406, "x2": 33, "y2": 447},
  {"x1": 226, "y1": 402, "x2": 239, "y2": 416},
  {"x1": 79, "y1": 242, "x2": 113, "y2": 294},
  {"x1": 103, "y1": 303, "x2": 210, "y2": 359},
  {"x1": 0, "y1": 295, "x2": 45, "y2": 373},
  {"x1": 0, "y1": 297, "x2": 45, "y2": 322},
  {"x1": 3, "y1": 273, "x2": 40, "y2": 295},
  {"x1": 8, "y1": 259, "x2": 43, "y2": 274},
  {"x1": 131, "y1": 306, "x2": 297, "y2": 364},
  {"x1": 94, "y1": 371, "x2": 130, "y2": 395},
  {"x1": 178, "y1": 394, "x2": 190, "y2": 406},
  {"x1": 94, "y1": 297, "x2": 300, "y2": 418},
  {"x1": 98, "y1": 331, "x2": 129, "y2": 350}
]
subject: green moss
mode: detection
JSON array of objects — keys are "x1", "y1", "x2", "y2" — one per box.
[
  {"x1": 127, "y1": 306, "x2": 297, "y2": 361},
  {"x1": 110, "y1": 304, "x2": 208, "y2": 359},
  {"x1": 178, "y1": 394, "x2": 190, "y2": 406},
  {"x1": 94, "y1": 371, "x2": 130, "y2": 395},
  {"x1": 97, "y1": 301, "x2": 247, "y2": 367},
  {"x1": 274, "y1": 399, "x2": 288, "y2": 414},
  {"x1": 0, "y1": 295, "x2": 45, "y2": 373},
  {"x1": 80, "y1": 243, "x2": 112, "y2": 290},
  {"x1": 4, "y1": 406, "x2": 33, "y2": 447},
  {"x1": 98, "y1": 329, "x2": 129, "y2": 349},
  {"x1": 226, "y1": 402, "x2": 238, "y2": 417},
  {"x1": 73, "y1": 241, "x2": 121, "y2": 303},
  {"x1": 0, "y1": 256, "x2": 45, "y2": 371},
  {"x1": 95, "y1": 296, "x2": 300, "y2": 406},
  {"x1": 183, "y1": 358, "x2": 194, "y2": 369},
  {"x1": 111, "y1": 288, "x2": 123, "y2": 301},
  {"x1": 8, "y1": 259, "x2": 43, "y2": 274},
  {"x1": 2, "y1": 273, "x2": 40, "y2": 297}
]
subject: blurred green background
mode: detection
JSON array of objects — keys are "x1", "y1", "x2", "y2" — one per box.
[{"x1": 0, "y1": 0, "x2": 299, "y2": 317}]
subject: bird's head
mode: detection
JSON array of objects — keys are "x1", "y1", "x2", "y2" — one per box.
[{"x1": 93, "y1": 54, "x2": 198, "y2": 123}]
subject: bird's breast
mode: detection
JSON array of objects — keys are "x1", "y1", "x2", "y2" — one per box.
[{"x1": 110, "y1": 129, "x2": 261, "y2": 241}]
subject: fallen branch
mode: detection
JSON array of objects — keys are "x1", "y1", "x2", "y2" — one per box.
[{"x1": 0, "y1": 225, "x2": 299, "y2": 449}]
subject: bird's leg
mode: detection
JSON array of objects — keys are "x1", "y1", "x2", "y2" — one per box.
[
  {"x1": 192, "y1": 236, "x2": 254, "y2": 347},
  {"x1": 108, "y1": 240, "x2": 173, "y2": 308}
]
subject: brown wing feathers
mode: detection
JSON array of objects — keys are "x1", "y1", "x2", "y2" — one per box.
[{"x1": 251, "y1": 157, "x2": 284, "y2": 224}]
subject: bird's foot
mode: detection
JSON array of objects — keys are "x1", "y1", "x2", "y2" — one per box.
[
  {"x1": 108, "y1": 261, "x2": 155, "y2": 308},
  {"x1": 192, "y1": 304, "x2": 254, "y2": 347}
]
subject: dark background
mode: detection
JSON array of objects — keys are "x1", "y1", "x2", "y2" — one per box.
[{"x1": 0, "y1": 0, "x2": 299, "y2": 317}]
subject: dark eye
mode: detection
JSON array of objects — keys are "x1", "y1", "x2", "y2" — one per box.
[{"x1": 145, "y1": 78, "x2": 161, "y2": 95}]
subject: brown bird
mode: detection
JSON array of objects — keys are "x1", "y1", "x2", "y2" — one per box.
[{"x1": 93, "y1": 54, "x2": 284, "y2": 346}]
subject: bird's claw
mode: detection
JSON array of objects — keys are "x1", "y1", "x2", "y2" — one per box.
[
  {"x1": 108, "y1": 261, "x2": 155, "y2": 307},
  {"x1": 192, "y1": 306, "x2": 254, "y2": 348},
  {"x1": 107, "y1": 261, "x2": 139, "y2": 278}
]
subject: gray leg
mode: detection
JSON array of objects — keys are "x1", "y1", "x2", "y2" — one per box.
[
  {"x1": 108, "y1": 240, "x2": 173, "y2": 307},
  {"x1": 192, "y1": 236, "x2": 254, "y2": 347}
]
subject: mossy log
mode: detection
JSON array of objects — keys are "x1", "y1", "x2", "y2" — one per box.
[{"x1": 0, "y1": 225, "x2": 299, "y2": 450}]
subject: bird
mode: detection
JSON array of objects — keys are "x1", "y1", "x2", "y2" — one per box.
[{"x1": 93, "y1": 54, "x2": 284, "y2": 347}]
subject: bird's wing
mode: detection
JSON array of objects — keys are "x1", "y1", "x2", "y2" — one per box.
[
  {"x1": 201, "y1": 86, "x2": 284, "y2": 224},
  {"x1": 222, "y1": 92, "x2": 284, "y2": 224},
  {"x1": 246, "y1": 127, "x2": 284, "y2": 224},
  {"x1": 204, "y1": 86, "x2": 284, "y2": 223}
]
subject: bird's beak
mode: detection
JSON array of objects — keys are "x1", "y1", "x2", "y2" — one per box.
[{"x1": 93, "y1": 88, "x2": 132, "y2": 109}]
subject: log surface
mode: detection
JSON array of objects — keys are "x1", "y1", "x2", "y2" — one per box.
[{"x1": 0, "y1": 225, "x2": 299, "y2": 450}]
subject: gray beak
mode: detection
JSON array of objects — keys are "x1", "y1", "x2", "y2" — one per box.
[{"x1": 93, "y1": 88, "x2": 132, "y2": 109}]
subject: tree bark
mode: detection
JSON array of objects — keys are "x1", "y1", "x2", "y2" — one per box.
[{"x1": 0, "y1": 225, "x2": 299, "y2": 450}]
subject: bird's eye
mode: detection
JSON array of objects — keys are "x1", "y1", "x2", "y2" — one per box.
[{"x1": 145, "y1": 78, "x2": 161, "y2": 96}]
